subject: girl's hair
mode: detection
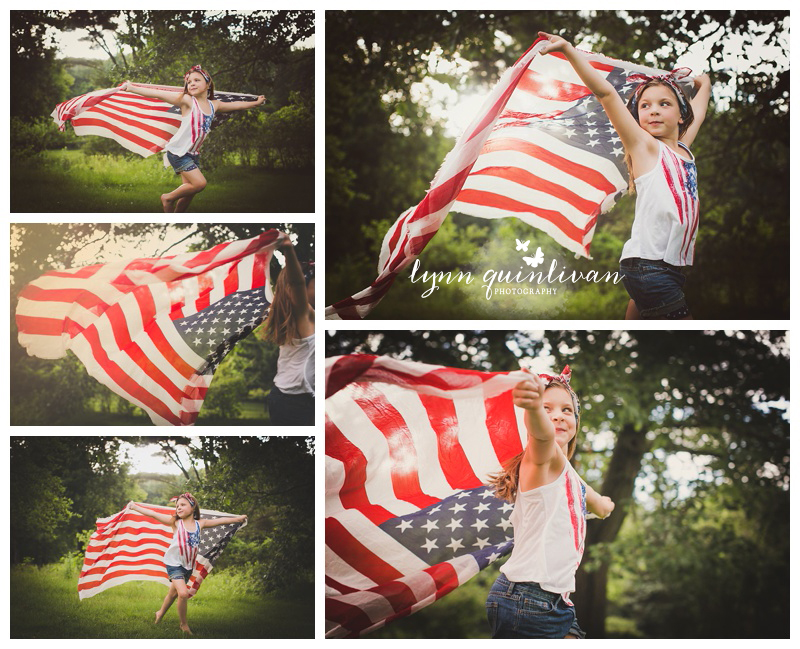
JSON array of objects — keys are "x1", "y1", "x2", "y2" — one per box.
[
  {"x1": 170, "y1": 494, "x2": 201, "y2": 523},
  {"x1": 262, "y1": 266, "x2": 311, "y2": 346},
  {"x1": 623, "y1": 79, "x2": 695, "y2": 194},
  {"x1": 486, "y1": 381, "x2": 581, "y2": 502},
  {"x1": 183, "y1": 73, "x2": 215, "y2": 100}
]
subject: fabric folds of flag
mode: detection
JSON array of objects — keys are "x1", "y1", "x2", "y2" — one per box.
[
  {"x1": 326, "y1": 38, "x2": 692, "y2": 319},
  {"x1": 15, "y1": 231, "x2": 282, "y2": 425},
  {"x1": 51, "y1": 83, "x2": 258, "y2": 157},
  {"x1": 78, "y1": 503, "x2": 246, "y2": 600},
  {"x1": 325, "y1": 354, "x2": 532, "y2": 638}
]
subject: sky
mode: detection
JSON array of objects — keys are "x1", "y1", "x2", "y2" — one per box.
[{"x1": 121, "y1": 440, "x2": 194, "y2": 475}]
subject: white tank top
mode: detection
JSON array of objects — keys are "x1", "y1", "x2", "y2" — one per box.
[
  {"x1": 620, "y1": 140, "x2": 699, "y2": 266},
  {"x1": 164, "y1": 96, "x2": 215, "y2": 156},
  {"x1": 274, "y1": 333, "x2": 315, "y2": 395},
  {"x1": 500, "y1": 460, "x2": 587, "y2": 598},
  {"x1": 162, "y1": 518, "x2": 201, "y2": 570}
]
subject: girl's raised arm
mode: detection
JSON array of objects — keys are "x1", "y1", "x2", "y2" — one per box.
[
  {"x1": 537, "y1": 32, "x2": 655, "y2": 160},
  {"x1": 513, "y1": 373, "x2": 558, "y2": 466},
  {"x1": 679, "y1": 73, "x2": 711, "y2": 147},
  {"x1": 123, "y1": 82, "x2": 185, "y2": 107},
  {"x1": 213, "y1": 96, "x2": 266, "y2": 114},
  {"x1": 127, "y1": 501, "x2": 174, "y2": 526},
  {"x1": 202, "y1": 515, "x2": 247, "y2": 529},
  {"x1": 582, "y1": 482, "x2": 615, "y2": 519},
  {"x1": 277, "y1": 235, "x2": 312, "y2": 318}
]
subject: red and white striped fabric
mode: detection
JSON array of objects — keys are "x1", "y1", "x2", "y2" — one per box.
[
  {"x1": 325, "y1": 38, "x2": 688, "y2": 319},
  {"x1": 326, "y1": 354, "x2": 532, "y2": 637},
  {"x1": 51, "y1": 83, "x2": 257, "y2": 157},
  {"x1": 78, "y1": 503, "x2": 246, "y2": 600},
  {"x1": 15, "y1": 231, "x2": 281, "y2": 425}
]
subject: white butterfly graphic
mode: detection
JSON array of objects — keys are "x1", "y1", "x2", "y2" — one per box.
[
  {"x1": 515, "y1": 239, "x2": 530, "y2": 252},
  {"x1": 522, "y1": 247, "x2": 545, "y2": 268}
]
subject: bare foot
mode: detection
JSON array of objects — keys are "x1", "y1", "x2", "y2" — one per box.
[
  {"x1": 180, "y1": 624, "x2": 193, "y2": 635},
  {"x1": 154, "y1": 610, "x2": 164, "y2": 624},
  {"x1": 161, "y1": 194, "x2": 175, "y2": 213}
]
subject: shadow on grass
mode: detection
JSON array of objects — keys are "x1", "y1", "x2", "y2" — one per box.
[
  {"x1": 11, "y1": 564, "x2": 313, "y2": 639},
  {"x1": 11, "y1": 150, "x2": 314, "y2": 213}
]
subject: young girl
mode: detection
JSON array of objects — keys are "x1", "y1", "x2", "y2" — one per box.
[
  {"x1": 262, "y1": 234, "x2": 315, "y2": 425},
  {"x1": 123, "y1": 65, "x2": 266, "y2": 213},
  {"x1": 538, "y1": 33, "x2": 711, "y2": 319},
  {"x1": 485, "y1": 367, "x2": 614, "y2": 638},
  {"x1": 127, "y1": 494, "x2": 247, "y2": 635}
]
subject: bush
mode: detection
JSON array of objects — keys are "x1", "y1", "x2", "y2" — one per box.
[{"x1": 11, "y1": 117, "x2": 78, "y2": 158}]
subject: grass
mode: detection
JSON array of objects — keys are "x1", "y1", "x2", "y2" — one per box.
[
  {"x1": 11, "y1": 563, "x2": 313, "y2": 639},
  {"x1": 57, "y1": 399, "x2": 271, "y2": 426},
  {"x1": 11, "y1": 149, "x2": 314, "y2": 213}
]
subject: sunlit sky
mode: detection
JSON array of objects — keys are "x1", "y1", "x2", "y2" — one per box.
[{"x1": 121, "y1": 440, "x2": 195, "y2": 475}]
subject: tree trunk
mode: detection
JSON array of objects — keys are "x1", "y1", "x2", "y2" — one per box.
[{"x1": 573, "y1": 421, "x2": 651, "y2": 637}]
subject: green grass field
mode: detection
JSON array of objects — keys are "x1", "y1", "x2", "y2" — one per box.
[
  {"x1": 11, "y1": 564, "x2": 313, "y2": 639},
  {"x1": 71, "y1": 398, "x2": 271, "y2": 426},
  {"x1": 11, "y1": 150, "x2": 314, "y2": 213}
]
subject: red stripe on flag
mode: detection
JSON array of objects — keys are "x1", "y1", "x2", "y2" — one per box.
[
  {"x1": 81, "y1": 105, "x2": 175, "y2": 141},
  {"x1": 516, "y1": 70, "x2": 591, "y2": 101},
  {"x1": 71, "y1": 117, "x2": 165, "y2": 153},
  {"x1": 325, "y1": 517, "x2": 404, "y2": 583},
  {"x1": 78, "y1": 568, "x2": 168, "y2": 591}
]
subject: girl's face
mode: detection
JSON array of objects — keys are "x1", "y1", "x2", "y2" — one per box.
[
  {"x1": 186, "y1": 72, "x2": 209, "y2": 96},
  {"x1": 543, "y1": 385, "x2": 577, "y2": 451},
  {"x1": 637, "y1": 84, "x2": 683, "y2": 138},
  {"x1": 175, "y1": 497, "x2": 194, "y2": 519}
]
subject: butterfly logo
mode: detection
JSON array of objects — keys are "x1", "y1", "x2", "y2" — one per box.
[
  {"x1": 515, "y1": 239, "x2": 530, "y2": 252},
  {"x1": 522, "y1": 247, "x2": 545, "y2": 268}
]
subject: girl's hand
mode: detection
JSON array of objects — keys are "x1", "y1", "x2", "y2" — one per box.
[
  {"x1": 255, "y1": 95, "x2": 266, "y2": 106},
  {"x1": 239, "y1": 515, "x2": 248, "y2": 523},
  {"x1": 276, "y1": 230, "x2": 294, "y2": 250},
  {"x1": 126, "y1": 500, "x2": 135, "y2": 510},
  {"x1": 538, "y1": 31, "x2": 572, "y2": 55},
  {"x1": 512, "y1": 371, "x2": 546, "y2": 411},
  {"x1": 693, "y1": 73, "x2": 711, "y2": 88}
]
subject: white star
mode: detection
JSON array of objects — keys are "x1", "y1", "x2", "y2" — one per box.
[
  {"x1": 586, "y1": 128, "x2": 598, "y2": 137},
  {"x1": 428, "y1": 505, "x2": 441, "y2": 514},
  {"x1": 446, "y1": 538, "x2": 465, "y2": 553},
  {"x1": 193, "y1": 337, "x2": 202, "y2": 345},
  {"x1": 445, "y1": 518, "x2": 462, "y2": 531},
  {"x1": 421, "y1": 538, "x2": 438, "y2": 553},
  {"x1": 456, "y1": 491, "x2": 471, "y2": 499},
  {"x1": 587, "y1": 139, "x2": 600, "y2": 148},
  {"x1": 396, "y1": 519, "x2": 413, "y2": 532},
  {"x1": 473, "y1": 537, "x2": 491, "y2": 550},
  {"x1": 449, "y1": 502, "x2": 466, "y2": 514},
  {"x1": 498, "y1": 517, "x2": 513, "y2": 531},
  {"x1": 499, "y1": 502, "x2": 514, "y2": 514},
  {"x1": 613, "y1": 147, "x2": 624, "y2": 157},
  {"x1": 421, "y1": 519, "x2": 439, "y2": 533},
  {"x1": 473, "y1": 502, "x2": 490, "y2": 513},
  {"x1": 480, "y1": 489, "x2": 495, "y2": 499},
  {"x1": 487, "y1": 551, "x2": 501, "y2": 563},
  {"x1": 564, "y1": 128, "x2": 576, "y2": 138},
  {"x1": 222, "y1": 328, "x2": 231, "y2": 336},
  {"x1": 471, "y1": 518, "x2": 488, "y2": 532}
]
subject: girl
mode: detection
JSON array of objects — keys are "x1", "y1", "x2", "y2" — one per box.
[
  {"x1": 538, "y1": 33, "x2": 711, "y2": 319},
  {"x1": 127, "y1": 494, "x2": 247, "y2": 635},
  {"x1": 262, "y1": 234, "x2": 315, "y2": 425},
  {"x1": 485, "y1": 367, "x2": 614, "y2": 639},
  {"x1": 123, "y1": 65, "x2": 266, "y2": 213}
]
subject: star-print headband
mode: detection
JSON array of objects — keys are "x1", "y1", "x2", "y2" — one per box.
[
  {"x1": 184, "y1": 65, "x2": 211, "y2": 84},
  {"x1": 538, "y1": 364, "x2": 580, "y2": 422},
  {"x1": 170, "y1": 493, "x2": 196, "y2": 508},
  {"x1": 627, "y1": 67, "x2": 692, "y2": 117}
]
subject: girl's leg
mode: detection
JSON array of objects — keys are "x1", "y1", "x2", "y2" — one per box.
[
  {"x1": 155, "y1": 580, "x2": 178, "y2": 623},
  {"x1": 161, "y1": 169, "x2": 207, "y2": 212},
  {"x1": 174, "y1": 192, "x2": 196, "y2": 213},
  {"x1": 172, "y1": 578, "x2": 192, "y2": 634},
  {"x1": 624, "y1": 299, "x2": 640, "y2": 320}
]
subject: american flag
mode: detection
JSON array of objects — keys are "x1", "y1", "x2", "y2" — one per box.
[
  {"x1": 51, "y1": 83, "x2": 259, "y2": 157},
  {"x1": 325, "y1": 354, "x2": 532, "y2": 638},
  {"x1": 326, "y1": 38, "x2": 690, "y2": 319},
  {"x1": 78, "y1": 503, "x2": 246, "y2": 600},
  {"x1": 15, "y1": 231, "x2": 282, "y2": 425}
]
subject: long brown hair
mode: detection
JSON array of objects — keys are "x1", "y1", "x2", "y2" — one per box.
[
  {"x1": 623, "y1": 79, "x2": 695, "y2": 194},
  {"x1": 262, "y1": 269, "x2": 308, "y2": 346},
  {"x1": 487, "y1": 382, "x2": 580, "y2": 502}
]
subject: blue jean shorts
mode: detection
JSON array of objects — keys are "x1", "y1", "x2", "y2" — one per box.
[
  {"x1": 165, "y1": 564, "x2": 193, "y2": 582},
  {"x1": 166, "y1": 151, "x2": 200, "y2": 174},
  {"x1": 620, "y1": 257, "x2": 690, "y2": 319},
  {"x1": 486, "y1": 573, "x2": 585, "y2": 638}
]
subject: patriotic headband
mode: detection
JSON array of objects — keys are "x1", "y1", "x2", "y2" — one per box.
[
  {"x1": 538, "y1": 365, "x2": 580, "y2": 421},
  {"x1": 170, "y1": 493, "x2": 196, "y2": 508},
  {"x1": 627, "y1": 67, "x2": 691, "y2": 115},
  {"x1": 185, "y1": 65, "x2": 211, "y2": 84}
]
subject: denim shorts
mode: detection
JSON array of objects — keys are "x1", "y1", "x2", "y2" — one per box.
[
  {"x1": 166, "y1": 151, "x2": 200, "y2": 174},
  {"x1": 620, "y1": 257, "x2": 690, "y2": 319},
  {"x1": 485, "y1": 573, "x2": 585, "y2": 638},
  {"x1": 165, "y1": 564, "x2": 193, "y2": 582}
]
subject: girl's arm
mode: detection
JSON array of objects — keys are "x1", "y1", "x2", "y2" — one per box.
[
  {"x1": 123, "y1": 82, "x2": 185, "y2": 107},
  {"x1": 278, "y1": 234, "x2": 313, "y2": 322},
  {"x1": 537, "y1": 32, "x2": 656, "y2": 161},
  {"x1": 127, "y1": 501, "x2": 174, "y2": 526},
  {"x1": 213, "y1": 96, "x2": 266, "y2": 114},
  {"x1": 582, "y1": 482, "x2": 615, "y2": 519},
  {"x1": 513, "y1": 372, "x2": 558, "y2": 465},
  {"x1": 679, "y1": 73, "x2": 711, "y2": 147},
  {"x1": 202, "y1": 515, "x2": 247, "y2": 529}
]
